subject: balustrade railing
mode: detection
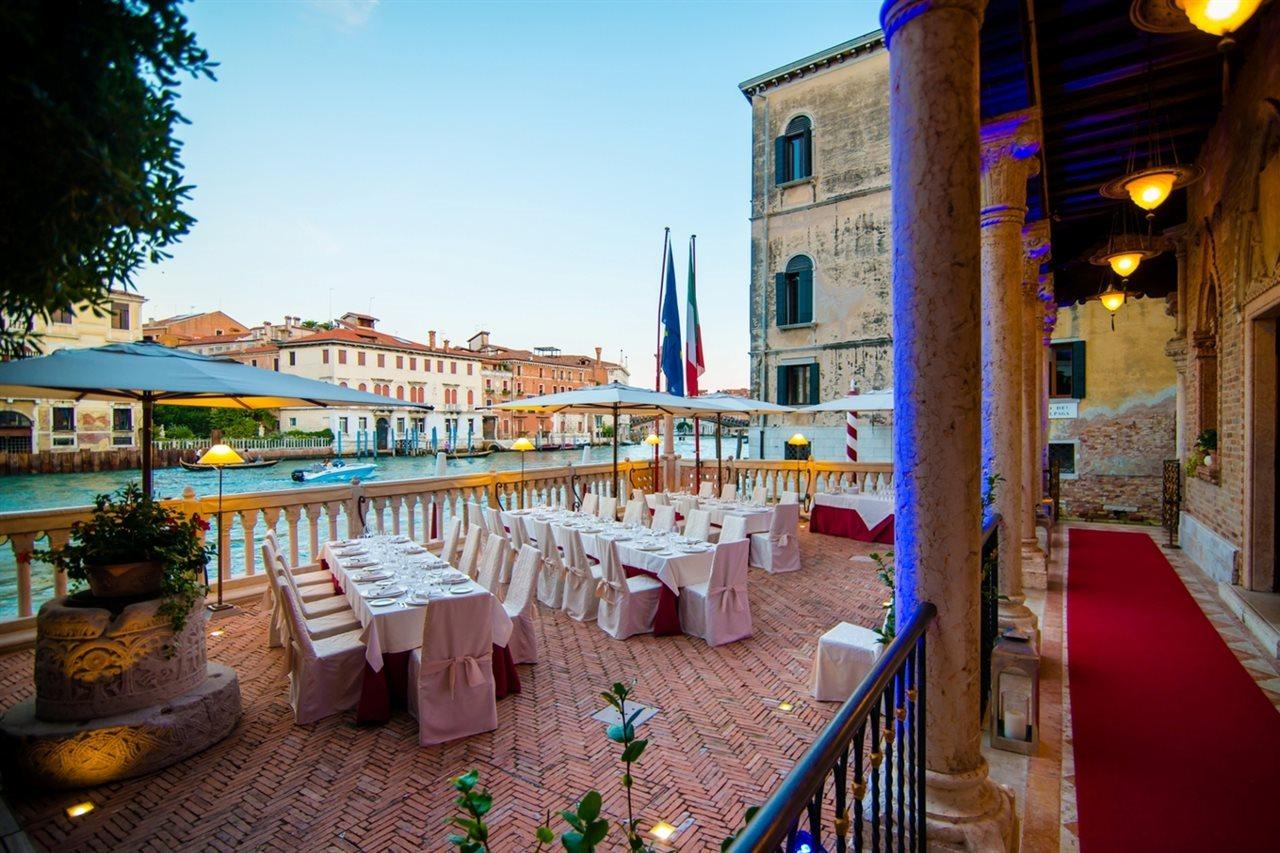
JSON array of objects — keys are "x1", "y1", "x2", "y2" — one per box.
[
  {"x1": 152, "y1": 436, "x2": 334, "y2": 451},
  {"x1": 727, "y1": 602, "x2": 936, "y2": 852},
  {"x1": 724, "y1": 460, "x2": 894, "y2": 504}
]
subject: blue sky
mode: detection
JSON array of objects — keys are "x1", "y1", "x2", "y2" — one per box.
[{"x1": 136, "y1": 0, "x2": 884, "y2": 390}]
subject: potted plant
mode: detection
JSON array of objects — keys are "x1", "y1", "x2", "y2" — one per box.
[
  {"x1": 36, "y1": 483, "x2": 211, "y2": 634},
  {"x1": 1185, "y1": 428, "x2": 1218, "y2": 477}
]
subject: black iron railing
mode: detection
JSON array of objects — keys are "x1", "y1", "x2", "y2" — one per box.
[
  {"x1": 1161, "y1": 459, "x2": 1181, "y2": 548},
  {"x1": 980, "y1": 516, "x2": 1000, "y2": 719},
  {"x1": 727, "y1": 602, "x2": 937, "y2": 852}
]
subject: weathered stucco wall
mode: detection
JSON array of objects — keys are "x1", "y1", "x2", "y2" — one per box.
[{"x1": 1050, "y1": 298, "x2": 1176, "y2": 519}]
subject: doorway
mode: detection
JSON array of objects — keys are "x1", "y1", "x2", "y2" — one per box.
[
  {"x1": 375, "y1": 417, "x2": 390, "y2": 451},
  {"x1": 1246, "y1": 303, "x2": 1279, "y2": 592}
]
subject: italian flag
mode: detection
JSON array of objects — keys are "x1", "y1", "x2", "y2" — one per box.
[{"x1": 685, "y1": 235, "x2": 704, "y2": 395}]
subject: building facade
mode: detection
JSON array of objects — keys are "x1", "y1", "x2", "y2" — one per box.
[
  {"x1": 142, "y1": 310, "x2": 249, "y2": 346},
  {"x1": 741, "y1": 33, "x2": 894, "y2": 461},
  {"x1": 1, "y1": 291, "x2": 147, "y2": 454}
]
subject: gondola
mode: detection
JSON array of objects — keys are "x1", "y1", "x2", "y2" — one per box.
[
  {"x1": 180, "y1": 457, "x2": 281, "y2": 471},
  {"x1": 447, "y1": 446, "x2": 495, "y2": 459}
]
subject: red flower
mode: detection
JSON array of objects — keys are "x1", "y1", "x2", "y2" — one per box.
[{"x1": 192, "y1": 514, "x2": 211, "y2": 532}]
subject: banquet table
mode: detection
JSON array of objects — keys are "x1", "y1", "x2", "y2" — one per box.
[
  {"x1": 320, "y1": 535, "x2": 516, "y2": 724},
  {"x1": 506, "y1": 508, "x2": 714, "y2": 636},
  {"x1": 696, "y1": 499, "x2": 774, "y2": 535},
  {"x1": 809, "y1": 492, "x2": 895, "y2": 543}
]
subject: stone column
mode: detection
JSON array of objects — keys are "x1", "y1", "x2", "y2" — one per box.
[
  {"x1": 881, "y1": 0, "x2": 1018, "y2": 848},
  {"x1": 1021, "y1": 224, "x2": 1051, "y2": 590},
  {"x1": 980, "y1": 111, "x2": 1040, "y2": 634},
  {"x1": 1040, "y1": 279, "x2": 1058, "y2": 485}
]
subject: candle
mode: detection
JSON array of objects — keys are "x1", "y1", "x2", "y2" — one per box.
[{"x1": 1002, "y1": 710, "x2": 1028, "y2": 740}]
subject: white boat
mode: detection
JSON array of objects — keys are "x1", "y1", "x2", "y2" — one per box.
[{"x1": 291, "y1": 460, "x2": 377, "y2": 483}]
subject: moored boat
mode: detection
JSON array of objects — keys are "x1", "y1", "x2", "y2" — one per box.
[
  {"x1": 290, "y1": 460, "x2": 377, "y2": 483},
  {"x1": 180, "y1": 457, "x2": 281, "y2": 472}
]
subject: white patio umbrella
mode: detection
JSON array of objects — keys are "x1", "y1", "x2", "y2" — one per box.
[
  {"x1": 0, "y1": 341, "x2": 430, "y2": 494},
  {"x1": 490, "y1": 382, "x2": 728, "y2": 497},
  {"x1": 693, "y1": 393, "x2": 796, "y2": 492},
  {"x1": 797, "y1": 389, "x2": 895, "y2": 413}
]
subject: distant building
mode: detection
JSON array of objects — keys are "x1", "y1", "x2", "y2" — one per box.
[
  {"x1": 1, "y1": 291, "x2": 147, "y2": 454},
  {"x1": 142, "y1": 310, "x2": 249, "y2": 346},
  {"x1": 740, "y1": 33, "x2": 893, "y2": 461}
]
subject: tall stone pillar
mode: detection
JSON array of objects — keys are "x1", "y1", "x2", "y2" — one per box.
[
  {"x1": 881, "y1": 0, "x2": 1018, "y2": 848},
  {"x1": 980, "y1": 111, "x2": 1040, "y2": 633},
  {"x1": 1021, "y1": 225, "x2": 1051, "y2": 590}
]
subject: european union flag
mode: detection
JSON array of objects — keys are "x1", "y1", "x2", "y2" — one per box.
[{"x1": 660, "y1": 240, "x2": 684, "y2": 396}]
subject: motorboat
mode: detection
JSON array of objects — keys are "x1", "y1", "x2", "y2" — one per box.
[{"x1": 291, "y1": 459, "x2": 377, "y2": 483}]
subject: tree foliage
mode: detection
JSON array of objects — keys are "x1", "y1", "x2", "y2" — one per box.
[{"x1": 0, "y1": 0, "x2": 215, "y2": 356}]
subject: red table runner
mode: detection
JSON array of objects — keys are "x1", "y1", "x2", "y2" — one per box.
[{"x1": 809, "y1": 504, "x2": 895, "y2": 543}]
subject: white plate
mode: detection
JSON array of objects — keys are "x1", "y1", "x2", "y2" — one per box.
[
  {"x1": 406, "y1": 595, "x2": 431, "y2": 606},
  {"x1": 351, "y1": 570, "x2": 392, "y2": 582},
  {"x1": 448, "y1": 586, "x2": 474, "y2": 595},
  {"x1": 635, "y1": 544, "x2": 663, "y2": 552},
  {"x1": 368, "y1": 598, "x2": 399, "y2": 607},
  {"x1": 442, "y1": 575, "x2": 469, "y2": 585},
  {"x1": 367, "y1": 587, "x2": 405, "y2": 598}
]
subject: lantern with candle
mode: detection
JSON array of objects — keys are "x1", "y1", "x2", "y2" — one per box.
[{"x1": 989, "y1": 629, "x2": 1040, "y2": 754}]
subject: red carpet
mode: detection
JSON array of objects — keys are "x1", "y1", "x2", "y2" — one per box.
[{"x1": 1067, "y1": 529, "x2": 1280, "y2": 851}]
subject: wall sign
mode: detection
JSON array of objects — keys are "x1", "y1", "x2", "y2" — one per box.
[{"x1": 1048, "y1": 399, "x2": 1079, "y2": 420}]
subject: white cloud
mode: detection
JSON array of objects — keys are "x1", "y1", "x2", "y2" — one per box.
[{"x1": 307, "y1": 0, "x2": 381, "y2": 28}]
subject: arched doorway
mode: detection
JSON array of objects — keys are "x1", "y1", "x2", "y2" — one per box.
[
  {"x1": 0, "y1": 411, "x2": 33, "y2": 453},
  {"x1": 375, "y1": 417, "x2": 390, "y2": 451}
]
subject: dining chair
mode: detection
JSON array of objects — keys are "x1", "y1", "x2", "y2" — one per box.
[
  {"x1": 266, "y1": 547, "x2": 359, "y2": 641},
  {"x1": 720, "y1": 483, "x2": 738, "y2": 501},
  {"x1": 595, "y1": 540, "x2": 662, "y2": 640},
  {"x1": 264, "y1": 530, "x2": 331, "y2": 585},
  {"x1": 650, "y1": 504, "x2": 677, "y2": 533},
  {"x1": 622, "y1": 499, "x2": 646, "y2": 526},
  {"x1": 698, "y1": 481, "x2": 716, "y2": 499},
  {"x1": 683, "y1": 509, "x2": 712, "y2": 542},
  {"x1": 752, "y1": 485, "x2": 768, "y2": 504},
  {"x1": 279, "y1": 585, "x2": 366, "y2": 725},
  {"x1": 561, "y1": 530, "x2": 601, "y2": 622},
  {"x1": 476, "y1": 535, "x2": 506, "y2": 597},
  {"x1": 678, "y1": 538, "x2": 752, "y2": 646},
  {"x1": 718, "y1": 515, "x2": 749, "y2": 542},
  {"x1": 274, "y1": 549, "x2": 350, "y2": 617},
  {"x1": 503, "y1": 544, "x2": 542, "y2": 664},
  {"x1": 597, "y1": 495, "x2": 618, "y2": 521},
  {"x1": 406, "y1": 592, "x2": 497, "y2": 746},
  {"x1": 534, "y1": 520, "x2": 567, "y2": 608},
  {"x1": 580, "y1": 492, "x2": 599, "y2": 516},
  {"x1": 749, "y1": 502, "x2": 801, "y2": 572},
  {"x1": 780, "y1": 491, "x2": 800, "y2": 504},
  {"x1": 263, "y1": 536, "x2": 331, "y2": 601},
  {"x1": 457, "y1": 523, "x2": 484, "y2": 577},
  {"x1": 435, "y1": 516, "x2": 463, "y2": 564}
]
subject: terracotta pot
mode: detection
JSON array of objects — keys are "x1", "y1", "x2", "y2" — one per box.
[{"x1": 86, "y1": 560, "x2": 165, "y2": 599}]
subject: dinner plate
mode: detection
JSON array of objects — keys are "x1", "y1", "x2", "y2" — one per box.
[
  {"x1": 343, "y1": 558, "x2": 377, "y2": 569},
  {"x1": 351, "y1": 570, "x2": 392, "y2": 582},
  {"x1": 442, "y1": 575, "x2": 469, "y2": 585},
  {"x1": 448, "y1": 586, "x2": 474, "y2": 595},
  {"x1": 635, "y1": 544, "x2": 663, "y2": 552},
  {"x1": 367, "y1": 586, "x2": 405, "y2": 598},
  {"x1": 369, "y1": 598, "x2": 399, "y2": 607}
]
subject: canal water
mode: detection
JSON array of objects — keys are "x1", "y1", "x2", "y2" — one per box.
[{"x1": 0, "y1": 437, "x2": 744, "y2": 616}]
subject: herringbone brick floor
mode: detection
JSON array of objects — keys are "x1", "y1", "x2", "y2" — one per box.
[{"x1": 0, "y1": 529, "x2": 889, "y2": 852}]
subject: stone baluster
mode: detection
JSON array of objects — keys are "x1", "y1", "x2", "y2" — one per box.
[
  {"x1": 881, "y1": 0, "x2": 1018, "y2": 847},
  {"x1": 261, "y1": 507, "x2": 282, "y2": 559},
  {"x1": 11, "y1": 533, "x2": 37, "y2": 616},
  {"x1": 323, "y1": 502, "x2": 341, "y2": 542},
  {"x1": 47, "y1": 529, "x2": 71, "y2": 598},
  {"x1": 402, "y1": 495, "x2": 419, "y2": 541},
  {"x1": 371, "y1": 496, "x2": 388, "y2": 534},
  {"x1": 981, "y1": 108, "x2": 1040, "y2": 635},
  {"x1": 283, "y1": 505, "x2": 303, "y2": 566},
  {"x1": 305, "y1": 503, "x2": 322, "y2": 561},
  {"x1": 237, "y1": 509, "x2": 257, "y2": 577}
]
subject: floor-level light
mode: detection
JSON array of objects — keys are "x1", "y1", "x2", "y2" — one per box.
[
  {"x1": 198, "y1": 443, "x2": 244, "y2": 612},
  {"x1": 512, "y1": 437, "x2": 534, "y2": 508},
  {"x1": 66, "y1": 802, "x2": 95, "y2": 818},
  {"x1": 649, "y1": 821, "x2": 678, "y2": 843}
]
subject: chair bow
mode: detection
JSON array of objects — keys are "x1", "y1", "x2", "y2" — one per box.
[
  {"x1": 710, "y1": 585, "x2": 749, "y2": 613},
  {"x1": 422, "y1": 652, "x2": 492, "y2": 699},
  {"x1": 596, "y1": 578, "x2": 622, "y2": 604},
  {"x1": 774, "y1": 533, "x2": 791, "y2": 548}
]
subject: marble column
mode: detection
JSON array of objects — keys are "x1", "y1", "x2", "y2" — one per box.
[
  {"x1": 980, "y1": 111, "x2": 1040, "y2": 634},
  {"x1": 1021, "y1": 224, "x2": 1051, "y2": 590},
  {"x1": 881, "y1": 0, "x2": 1018, "y2": 848}
]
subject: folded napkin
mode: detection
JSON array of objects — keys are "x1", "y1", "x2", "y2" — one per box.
[{"x1": 342, "y1": 557, "x2": 377, "y2": 569}]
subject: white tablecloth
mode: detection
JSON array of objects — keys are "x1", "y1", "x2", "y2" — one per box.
[
  {"x1": 811, "y1": 493, "x2": 895, "y2": 529},
  {"x1": 322, "y1": 536, "x2": 512, "y2": 670},
  {"x1": 696, "y1": 499, "x2": 774, "y2": 535},
  {"x1": 506, "y1": 508, "x2": 714, "y2": 594}
]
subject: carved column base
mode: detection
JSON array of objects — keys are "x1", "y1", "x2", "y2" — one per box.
[
  {"x1": 925, "y1": 762, "x2": 1020, "y2": 852},
  {"x1": 997, "y1": 597, "x2": 1040, "y2": 644},
  {"x1": 1021, "y1": 544, "x2": 1048, "y2": 590}
]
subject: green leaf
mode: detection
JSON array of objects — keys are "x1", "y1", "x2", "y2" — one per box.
[
  {"x1": 577, "y1": 790, "x2": 602, "y2": 824},
  {"x1": 536, "y1": 826, "x2": 555, "y2": 844},
  {"x1": 561, "y1": 810, "x2": 585, "y2": 832},
  {"x1": 626, "y1": 708, "x2": 644, "y2": 726},
  {"x1": 561, "y1": 831, "x2": 586, "y2": 852},
  {"x1": 621, "y1": 739, "x2": 648, "y2": 763},
  {"x1": 600, "y1": 691, "x2": 620, "y2": 710},
  {"x1": 606, "y1": 723, "x2": 625, "y2": 743},
  {"x1": 585, "y1": 820, "x2": 610, "y2": 846},
  {"x1": 621, "y1": 772, "x2": 632, "y2": 788},
  {"x1": 472, "y1": 791, "x2": 493, "y2": 816}
]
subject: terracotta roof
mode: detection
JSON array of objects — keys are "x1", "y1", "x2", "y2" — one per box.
[{"x1": 176, "y1": 331, "x2": 256, "y2": 347}]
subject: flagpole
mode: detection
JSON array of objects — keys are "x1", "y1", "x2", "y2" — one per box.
[
  {"x1": 690, "y1": 234, "x2": 701, "y2": 488},
  {"x1": 654, "y1": 227, "x2": 669, "y2": 491}
]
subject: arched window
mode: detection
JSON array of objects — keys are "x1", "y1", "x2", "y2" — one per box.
[
  {"x1": 776, "y1": 255, "x2": 814, "y2": 326},
  {"x1": 467, "y1": 389, "x2": 474, "y2": 406},
  {"x1": 775, "y1": 115, "x2": 812, "y2": 184},
  {"x1": 358, "y1": 383, "x2": 367, "y2": 393},
  {"x1": 339, "y1": 381, "x2": 348, "y2": 388},
  {"x1": 396, "y1": 386, "x2": 405, "y2": 400}
]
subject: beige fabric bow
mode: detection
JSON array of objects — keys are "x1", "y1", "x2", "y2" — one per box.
[
  {"x1": 596, "y1": 578, "x2": 621, "y2": 604},
  {"x1": 422, "y1": 652, "x2": 492, "y2": 698}
]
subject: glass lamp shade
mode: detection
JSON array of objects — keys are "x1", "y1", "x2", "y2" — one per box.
[
  {"x1": 1123, "y1": 171, "x2": 1176, "y2": 211},
  {"x1": 1107, "y1": 252, "x2": 1144, "y2": 278},
  {"x1": 644, "y1": 433, "x2": 661, "y2": 446},
  {"x1": 1176, "y1": 0, "x2": 1263, "y2": 35},
  {"x1": 1099, "y1": 287, "x2": 1127, "y2": 314},
  {"x1": 787, "y1": 433, "x2": 810, "y2": 447},
  {"x1": 511, "y1": 437, "x2": 535, "y2": 452},
  {"x1": 198, "y1": 444, "x2": 244, "y2": 466}
]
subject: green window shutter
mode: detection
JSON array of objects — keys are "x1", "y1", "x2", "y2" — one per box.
[
  {"x1": 775, "y1": 136, "x2": 788, "y2": 185},
  {"x1": 1071, "y1": 340, "x2": 1086, "y2": 399},
  {"x1": 775, "y1": 273, "x2": 789, "y2": 326},
  {"x1": 796, "y1": 269, "x2": 813, "y2": 324},
  {"x1": 800, "y1": 128, "x2": 813, "y2": 179},
  {"x1": 776, "y1": 365, "x2": 789, "y2": 405},
  {"x1": 807, "y1": 363, "x2": 820, "y2": 405}
]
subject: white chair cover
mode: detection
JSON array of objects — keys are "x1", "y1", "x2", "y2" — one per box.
[
  {"x1": 678, "y1": 538, "x2": 752, "y2": 646},
  {"x1": 595, "y1": 540, "x2": 661, "y2": 640},
  {"x1": 264, "y1": 532, "x2": 329, "y2": 587},
  {"x1": 720, "y1": 484, "x2": 738, "y2": 501},
  {"x1": 276, "y1": 551, "x2": 348, "y2": 617},
  {"x1": 698, "y1": 481, "x2": 716, "y2": 499},
  {"x1": 752, "y1": 485, "x2": 768, "y2": 504},
  {"x1": 271, "y1": 548, "x2": 358, "y2": 641},
  {"x1": 749, "y1": 502, "x2": 801, "y2": 572},
  {"x1": 503, "y1": 544, "x2": 542, "y2": 664},
  {"x1": 780, "y1": 491, "x2": 800, "y2": 504},
  {"x1": 719, "y1": 515, "x2": 748, "y2": 542},
  {"x1": 622, "y1": 499, "x2": 646, "y2": 526},
  {"x1": 476, "y1": 535, "x2": 505, "y2": 596},
  {"x1": 580, "y1": 492, "x2": 599, "y2": 516},
  {"x1": 650, "y1": 505, "x2": 677, "y2": 532},
  {"x1": 683, "y1": 509, "x2": 712, "y2": 542},
  {"x1": 561, "y1": 530, "x2": 600, "y2": 622},
  {"x1": 280, "y1": 586, "x2": 365, "y2": 724},
  {"x1": 407, "y1": 592, "x2": 497, "y2": 746},
  {"x1": 436, "y1": 516, "x2": 463, "y2": 563},
  {"x1": 651, "y1": 492, "x2": 671, "y2": 507},
  {"x1": 484, "y1": 507, "x2": 515, "y2": 583},
  {"x1": 597, "y1": 495, "x2": 618, "y2": 521},
  {"x1": 262, "y1": 542, "x2": 287, "y2": 648},
  {"x1": 534, "y1": 520, "x2": 567, "y2": 608},
  {"x1": 457, "y1": 523, "x2": 484, "y2": 577},
  {"x1": 631, "y1": 487, "x2": 645, "y2": 502}
]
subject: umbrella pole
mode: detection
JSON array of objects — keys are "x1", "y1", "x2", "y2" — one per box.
[
  {"x1": 716, "y1": 415, "x2": 723, "y2": 495},
  {"x1": 142, "y1": 394, "x2": 154, "y2": 497},
  {"x1": 612, "y1": 407, "x2": 619, "y2": 500},
  {"x1": 694, "y1": 416, "x2": 701, "y2": 492}
]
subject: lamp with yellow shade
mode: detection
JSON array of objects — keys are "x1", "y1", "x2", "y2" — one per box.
[
  {"x1": 198, "y1": 443, "x2": 244, "y2": 612},
  {"x1": 645, "y1": 432, "x2": 662, "y2": 493},
  {"x1": 1176, "y1": 0, "x2": 1264, "y2": 36},
  {"x1": 512, "y1": 437, "x2": 534, "y2": 508},
  {"x1": 787, "y1": 433, "x2": 810, "y2": 505},
  {"x1": 1100, "y1": 164, "x2": 1202, "y2": 218}
]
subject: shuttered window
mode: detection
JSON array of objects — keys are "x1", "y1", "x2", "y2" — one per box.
[
  {"x1": 774, "y1": 116, "x2": 813, "y2": 184},
  {"x1": 1050, "y1": 341, "x2": 1086, "y2": 399},
  {"x1": 775, "y1": 256, "x2": 814, "y2": 327},
  {"x1": 776, "y1": 362, "x2": 819, "y2": 406}
]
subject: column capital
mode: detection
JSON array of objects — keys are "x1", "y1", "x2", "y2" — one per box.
[
  {"x1": 980, "y1": 110, "x2": 1041, "y2": 228},
  {"x1": 1041, "y1": 277, "x2": 1059, "y2": 343},
  {"x1": 1022, "y1": 219, "x2": 1051, "y2": 291},
  {"x1": 1165, "y1": 335, "x2": 1189, "y2": 371},
  {"x1": 881, "y1": 0, "x2": 987, "y2": 48}
]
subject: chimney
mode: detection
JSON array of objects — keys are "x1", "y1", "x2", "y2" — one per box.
[
  {"x1": 594, "y1": 346, "x2": 602, "y2": 362},
  {"x1": 428, "y1": 330, "x2": 436, "y2": 348},
  {"x1": 443, "y1": 338, "x2": 451, "y2": 350}
]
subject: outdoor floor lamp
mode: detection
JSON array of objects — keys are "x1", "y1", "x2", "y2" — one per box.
[
  {"x1": 199, "y1": 443, "x2": 244, "y2": 611},
  {"x1": 512, "y1": 437, "x2": 534, "y2": 508},
  {"x1": 787, "y1": 433, "x2": 810, "y2": 507}
]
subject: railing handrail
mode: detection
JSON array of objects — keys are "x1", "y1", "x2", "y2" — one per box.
[{"x1": 728, "y1": 601, "x2": 938, "y2": 851}]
